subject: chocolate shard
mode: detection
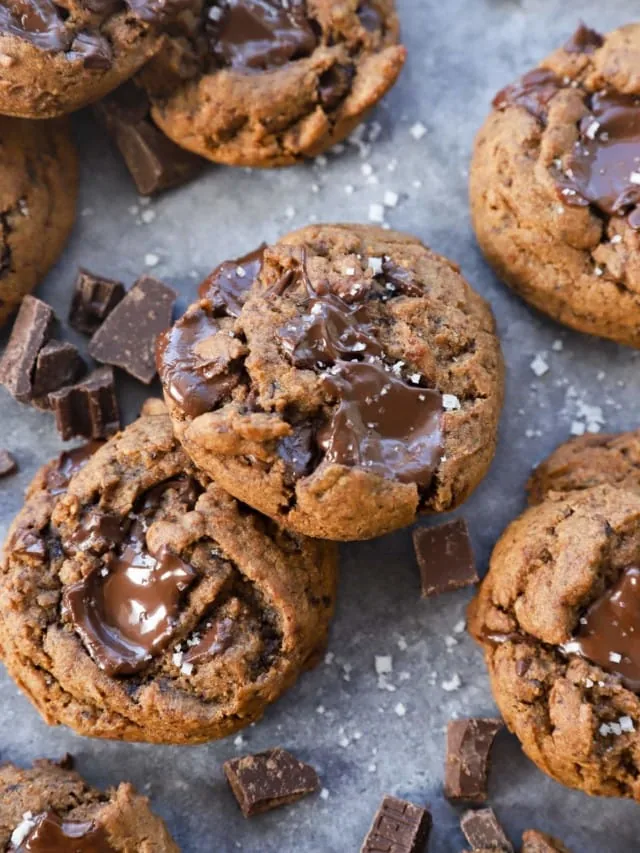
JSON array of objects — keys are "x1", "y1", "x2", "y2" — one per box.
[
  {"x1": 460, "y1": 808, "x2": 513, "y2": 853},
  {"x1": 32, "y1": 340, "x2": 86, "y2": 403},
  {"x1": 49, "y1": 367, "x2": 120, "y2": 441},
  {"x1": 445, "y1": 718, "x2": 503, "y2": 803},
  {"x1": 94, "y1": 82, "x2": 203, "y2": 196},
  {"x1": 0, "y1": 295, "x2": 55, "y2": 402},
  {"x1": 413, "y1": 518, "x2": 478, "y2": 597},
  {"x1": 89, "y1": 275, "x2": 176, "y2": 384},
  {"x1": 69, "y1": 268, "x2": 126, "y2": 335},
  {"x1": 0, "y1": 449, "x2": 17, "y2": 478},
  {"x1": 361, "y1": 795, "x2": 432, "y2": 853},
  {"x1": 224, "y1": 748, "x2": 319, "y2": 817}
]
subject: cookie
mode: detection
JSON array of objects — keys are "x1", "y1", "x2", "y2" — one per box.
[
  {"x1": 468, "y1": 484, "x2": 640, "y2": 800},
  {"x1": 522, "y1": 829, "x2": 572, "y2": 853},
  {"x1": 138, "y1": 0, "x2": 406, "y2": 167},
  {"x1": 528, "y1": 430, "x2": 640, "y2": 505},
  {"x1": 0, "y1": 0, "x2": 178, "y2": 119},
  {"x1": 0, "y1": 116, "x2": 77, "y2": 326},
  {"x1": 470, "y1": 23, "x2": 640, "y2": 349},
  {"x1": 157, "y1": 223, "x2": 504, "y2": 540},
  {"x1": 0, "y1": 404, "x2": 337, "y2": 744},
  {"x1": 0, "y1": 758, "x2": 178, "y2": 851}
]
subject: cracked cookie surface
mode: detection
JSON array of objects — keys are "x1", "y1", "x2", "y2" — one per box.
[
  {"x1": 157, "y1": 223, "x2": 504, "y2": 540},
  {"x1": 0, "y1": 402, "x2": 337, "y2": 744},
  {"x1": 470, "y1": 23, "x2": 640, "y2": 348},
  {"x1": 468, "y1": 484, "x2": 640, "y2": 800},
  {"x1": 138, "y1": 0, "x2": 406, "y2": 166}
]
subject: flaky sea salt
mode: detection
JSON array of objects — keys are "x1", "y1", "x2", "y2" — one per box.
[
  {"x1": 368, "y1": 203, "x2": 385, "y2": 223},
  {"x1": 530, "y1": 354, "x2": 549, "y2": 377},
  {"x1": 375, "y1": 655, "x2": 393, "y2": 675},
  {"x1": 394, "y1": 702, "x2": 406, "y2": 717},
  {"x1": 442, "y1": 673, "x2": 461, "y2": 692},
  {"x1": 410, "y1": 122, "x2": 427, "y2": 140},
  {"x1": 443, "y1": 394, "x2": 461, "y2": 411}
]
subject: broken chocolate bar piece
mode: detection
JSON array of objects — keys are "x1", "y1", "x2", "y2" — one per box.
[
  {"x1": 413, "y1": 518, "x2": 478, "y2": 597},
  {"x1": 0, "y1": 449, "x2": 17, "y2": 478},
  {"x1": 445, "y1": 718, "x2": 503, "y2": 803},
  {"x1": 32, "y1": 340, "x2": 85, "y2": 403},
  {"x1": 49, "y1": 367, "x2": 120, "y2": 441},
  {"x1": 224, "y1": 748, "x2": 319, "y2": 817},
  {"x1": 0, "y1": 296, "x2": 55, "y2": 402},
  {"x1": 361, "y1": 795, "x2": 432, "y2": 853},
  {"x1": 461, "y1": 808, "x2": 513, "y2": 852},
  {"x1": 69, "y1": 268, "x2": 126, "y2": 335},
  {"x1": 94, "y1": 83, "x2": 203, "y2": 196},
  {"x1": 89, "y1": 275, "x2": 176, "y2": 384}
]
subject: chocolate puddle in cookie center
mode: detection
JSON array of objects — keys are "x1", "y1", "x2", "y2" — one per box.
[{"x1": 11, "y1": 810, "x2": 113, "y2": 852}]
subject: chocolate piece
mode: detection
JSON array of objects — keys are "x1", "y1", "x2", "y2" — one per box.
[
  {"x1": 445, "y1": 718, "x2": 503, "y2": 802},
  {"x1": 0, "y1": 449, "x2": 17, "y2": 477},
  {"x1": 89, "y1": 276, "x2": 176, "y2": 384},
  {"x1": 11, "y1": 810, "x2": 113, "y2": 852},
  {"x1": 460, "y1": 808, "x2": 513, "y2": 852},
  {"x1": 493, "y1": 68, "x2": 563, "y2": 123},
  {"x1": 564, "y1": 23, "x2": 604, "y2": 55},
  {"x1": 360, "y1": 795, "x2": 432, "y2": 853},
  {"x1": 94, "y1": 83, "x2": 203, "y2": 196},
  {"x1": 49, "y1": 367, "x2": 120, "y2": 441},
  {"x1": 0, "y1": 295, "x2": 55, "y2": 402},
  {"x1": 413, "y1": 519, "x2": 478, "y2": 597},
  {"x1": 381, "y1": 259, "x2": 425, "y2": 296},
  {"x1": 277, "y1": 423, "x2": 318, "y2": 478},
  {"x1": 208, "y1": 0, "x2": 317, "y2": 71},
  {"x1": 67, "y1": 30, "x2": 112, "y2": 69},
  {"x1": 184, "y1": 614, "x2": 235, "y2": 664},
  {"x1": 45, "y1": 442, "x2": 103, "y2": 495},
  {"x1": 224, "y1": 748, "x2": 319, "y2": 817},
  {"x1": 555, "y1": 92, "x2": 640, "y2": 229},
  {"x1": 32, "y1": 340, "x2": 85, "y2": 401},
  {"x1": 0, "y1": 1, "x2": 71, "y2": 53},
  {"x1": 69, "y1": 268, "x2": 126, "y2": 335},
  {"x1": 561, "y1": 565, "x2": 640, "y2": 690},
  {"x1": 198, "y1": 246, "x2": 266, "y2": 317}
]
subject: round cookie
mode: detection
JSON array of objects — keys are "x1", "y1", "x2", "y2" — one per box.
[
  {"x1": 0, "y1": 405, "x2": 337, "y2": 744},
  {"x1": 0, "y1": 758, "x2": 178, "y2": 851},
  {"x1": 470, "y1": 23, "x2": 640, "y2": 349},
  {"x1": 522, "y1": 830, "x2": 572, "y2": 853},
  {"x1": 138, "y1": 0, "x2": 407, "y2": 167},
  {"x1": 157, "y1": 223, "x2": 504, "y2": 540},
  {"x1": 0, "y1": 116, "x2": 78, "y2": 326},
  {"x1": 468, "y1": 484, "x2": 640, "y2": 801},
  {"x1": 528, "y1": 430, "x2": 640, "y2": 505}
]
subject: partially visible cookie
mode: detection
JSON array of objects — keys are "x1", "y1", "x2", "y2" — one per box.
[
  {"x1": 0, "y1": 117, "x2": 78, "y2": 325},
  {"x1": 0, "y1": 405, "x2": 337, "y2": 743},
  {"x1": 522, "y1": 829, "x2": 572, "y2": 853},
  {"x1": 528, "y1": 430, "x2": 640, "y2": 505},
  {"x1": 470, "y1": 23, "x2": 640, "y2": 348},
  {"x1": 0, "y1": 759, "x2": 178, "y2": 851},
  {"x1": 139, "y1": 0, "x2": 406, "y2": 166}
]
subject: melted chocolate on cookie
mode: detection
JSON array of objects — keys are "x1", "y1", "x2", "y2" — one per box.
[
  {"x1": 0, "y1": 0, "x2": 70, "y2": 52},
  {"x1": 493, "y1": 68, "x2": 563, "y2": 123},
  {"x1": 198, "y1": 245, "x2": 265, "y2": 316},
  {"x1": 11, "y1": 811, "x2": 113, "y2": 852},
  {"x1": 46, "y1": 442, "x2": 103, "y2": 496}
]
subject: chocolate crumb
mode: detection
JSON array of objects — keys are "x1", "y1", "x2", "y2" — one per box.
[
  {"x1": 49, "y1": 367, "x2": 120, "y2": 441},
  {"x1": 69, "y1": 268, "x2": 126, "y2": 335},
  {"x1": 445, "y1": 718, "x2": 503, "y2": 803},
  {"x1": 0, "y1": 295, "x2": 55, "y2": 402},
  {"x1": 460, "y1": 808, "x2": 513, "y2": 852},
  {"x1": 0, "y1": 449, "x2": 17, "y2": 478},
  {"x1": 361, "y1": 795, "x2": 432, "y2": 853},
  {"x1": 413, "y1": 518, "x2": 478, "y2": 597},
  {"x1": 224, "y1": 748, "x2": 319, "y2": 817},
  {"x1": 32, "y1": 340, "x2": 85, "y2": 404}
]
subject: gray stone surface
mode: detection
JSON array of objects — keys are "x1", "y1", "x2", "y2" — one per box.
[{"x1": 1, "y1": 2, "x2": 639, "y2": 851}]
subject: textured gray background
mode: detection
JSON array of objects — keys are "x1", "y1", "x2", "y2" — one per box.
[{"x1": 1, "y1": 2, "x2": 640, "y2": 850}]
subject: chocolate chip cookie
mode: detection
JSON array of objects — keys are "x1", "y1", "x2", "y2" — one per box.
[
  {"x1": 470, "y1": 23, "x2": 640, "y2": 349},
  {"x1": 157, "y1": 224, "x2": 504, "y2": 540},
  {"x1": 0, "y1": 403, "x2": 337, "y2": 743},
  {"x1": 468, "y1": 484, "x2": 640, "y2": 800},
  {"x1": 138, "y1": 0, "x2": 407, "y2": 167},
  {"x1": 0, "y1": 116, "x2": 77, "y2": 325},
  {"x1": 0, "y1": 758, "x2": 178, "y2": 851}
]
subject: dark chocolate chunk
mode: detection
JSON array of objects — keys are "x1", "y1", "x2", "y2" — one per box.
[
  {"x1": 198, "y1": 246, "x2": 266, "y2": 317},
  {"x1": 0, "y1": 295, "x2": 55, "y2": 402},
  {"x1": 224, "y1": 748, "x2": 319, "y2": 817},
  {"x1": 94, "y1": 83, "x2": 203, "y2": 196},
  {"x1": 12, "y1": 810, "x2": 114, "y2": 852},
  {"x1": 32, "y1": 340, "x2": 85, "y2": 401},
  {"x1": 413, "y1": 519, "x2": 478, "y2": 597},
  {"x1": 564, "y1": 23, "x2": 604, "y2": 55},
  {"x1": 69, "y1": 268, "x2": 126, "y2": 335},
  {"x1": 45, "y1": 442, "x2": 103, "y2": 496},
  {"x1": 0, "y1": 449, "x2": 17, "y2": 478},
  {"x1": 445, "y1": 718, "x2": 503, "y2": 803},
  {"x1": 67, "y1": 31, "x2": 113, "y2": 69},
  {"x1": 460, "y1": 808, "x2": 513, "y2": 852},
  {"x1": 89, "y1": 275, "x2": 176, "y2": 384},
  {"x1": 360, "y1": 795, "x2": 432, "y2": 853},
  {"x1": 49, "y1": 367, "x2": 120, "y2": 441},
  {"x1": 493, "y1": 68, "x2": 563, "y2": 123}
]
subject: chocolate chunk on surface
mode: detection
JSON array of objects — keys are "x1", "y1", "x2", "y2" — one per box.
[
  {"x1": 89, "y1": 276, "x2": 176, "y2": 383},
  {"x1": 460, "y1": 808, "x2": 513, "y2": 852},
  {"x1": 49, "y1": 367, "x2": 120, "y2": 441},
  {"x1": 0, "y1": 449, "x2": 17, "y2": 478},
  {"x1": 360, "y1": 795, "x2": 432, "y2": 853},
  {"x1": 413, "y1": 519, "x2": 478, "y2": 597},
  {"x1": 224, "y1": 748, "x2": 319, "y2": 817},
  {"x1": 0, "y1": 296, "x2": 55, "y2": 402},
  {"x1": 69, "y1": 269, "x2": 126, "y2": 335},
  {"x1": 32, "y1": 340, "x2": 85, "y2": 402},
  {"x1": 445, "y1": 718, "x2": 503, "y2": 803}
]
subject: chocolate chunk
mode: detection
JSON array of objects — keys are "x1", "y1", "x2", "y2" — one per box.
[
  {"x1": 32, "y1": 340, "x2": 85, "y2": 401},
  {"x1": 0, "y1": 295, "x2": 55, "y2": 402},
  {"x1": 493, "y1": 68, "x2": 563, "y2": 123},
  {"x1": 94, "y1": 83, "x2": 203, "y2": 196},
  {"x1": 277, "y1": 423, "x2": 318, "y2": 478},
  {"x1": 198, "y1": 246, "x2": 266, "y2": 317},
  {"x1": 12, "y1": 810, "x2": 113, "y2": 852},
  {"x1": 224, "y1": 748, "x2": 319, "y2": 817},
  {"x1": 460, "y1": 808, "x2": 513, "y2": 852},
  {"x1": 318, "y1": 63, "x2": 354, "y2": 111},
  {"x1": 69, "y1": 268, "x2": 126, "y2": 335},
  {"x1": 0, "y1": 1, "x2": 71, "y2": 52},
  {"x1": 0, "y1": 449, "x2": 17, "y2": 478},
  {"x1": 445, "y1": 718, "x2": 503, "y2": 803},
  {"x1": 89, "y1": 276, "x2": 176, "y2": 384},
  {"x1": 49, "y1": 367, "x2": 120, "y2": 441},
  {"x1": 360, "y1": 795, "x2": 432, "y2": 853},
  {"x1": 413, "y1": 519, "x2": 478, "y2": 597},
  {"x1": 67, "y1": 31, "x2": 113, "y2": 69},
  {"x1": 564, "y1": 23, "x2": 604, "y2": 55},
  {"x1": 46, "y1": 442, "x2": 103, "y2": 496}
]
